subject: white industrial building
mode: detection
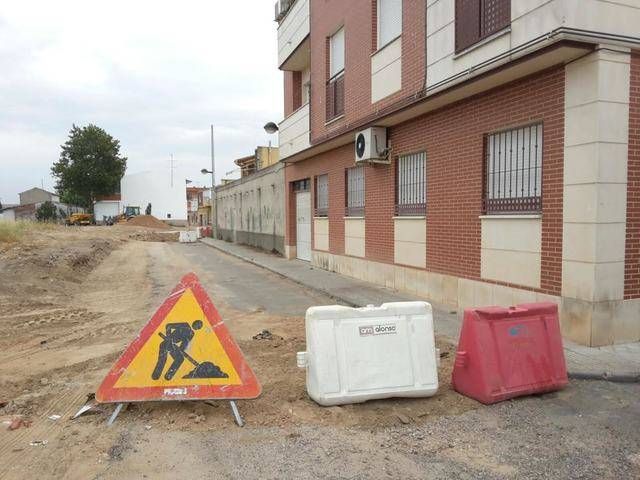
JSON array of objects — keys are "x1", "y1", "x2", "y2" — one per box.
[{"x1": 121, "y1": 171, "x2": 188, "y2": 225}]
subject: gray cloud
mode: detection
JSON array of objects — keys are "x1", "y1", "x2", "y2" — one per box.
[{"x1": 0, "y1": 0, "x2": 283, "y2": 204}]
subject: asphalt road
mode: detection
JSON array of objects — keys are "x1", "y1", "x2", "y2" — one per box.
[{"x1": 125, "y1": 243, "x2": 640, "y2": 480}]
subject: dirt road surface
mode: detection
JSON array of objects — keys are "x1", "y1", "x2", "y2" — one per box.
[{"x1": 0, "y1": 227, "x2": 638, "y2": 479}]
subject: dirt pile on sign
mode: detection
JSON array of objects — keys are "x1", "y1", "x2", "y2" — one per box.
[{"x1": 125, "y1": 215, "x2": 170, "y2": 229}]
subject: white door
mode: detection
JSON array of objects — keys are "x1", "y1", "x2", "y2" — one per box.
[{"x1": 296, "y1": 191, "x2": 312, "y2": 261}]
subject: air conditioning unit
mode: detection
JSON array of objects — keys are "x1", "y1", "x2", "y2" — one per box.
[{"x1": 354, "y1": 127, "x2": 389, "y2": 165}]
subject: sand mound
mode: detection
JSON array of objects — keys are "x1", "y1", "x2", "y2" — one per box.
[{"x1": 125, "y1": 215, "x2": 170, "y2": 229}]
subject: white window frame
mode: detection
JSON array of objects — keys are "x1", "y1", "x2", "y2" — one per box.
[
  {"x1": 330, "y1": 27, "x2": 345, "y2": 79},
  {"x1": 377, "y1": 0, "x2": 402, "y2": 50}
]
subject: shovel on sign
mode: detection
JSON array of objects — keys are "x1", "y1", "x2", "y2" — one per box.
[{"x1": 158, "y1": 332, "x2": 228, "y2": 379}]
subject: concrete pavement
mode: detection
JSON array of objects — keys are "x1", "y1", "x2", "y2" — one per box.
[{"x1": 200, "y1": 237, "x2": 640, "y2": 381}]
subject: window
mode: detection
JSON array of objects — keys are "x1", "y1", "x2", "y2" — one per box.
[
  {"x1": 455, "y1": 0, "x2": 510, "y2": 53},
  {"x1": 396, "y1": 152, "x2": 426, "y2": 216},
  {"x1": 326, "y1": 27, "x2": 345, "y2": 121},
  {"x1": 377, "y1": 0, "x2": 402, "y2": 49},
  {"x1": 330, "y1": 27, "x2": 345, "y2": 77},
  {"x1": 315, "y1": 174, "x2": 329, "y2": 217},
  {"x1": 345, "y1": 166, "x2": 365, "y2": 217},
  {"x1": 293, "y1": 178, "x2": 310, "y2": 192},
  {"x1": 484, "y1": 123, "x2": 543, "y2": 214}
]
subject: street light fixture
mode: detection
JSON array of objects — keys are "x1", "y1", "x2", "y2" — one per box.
[{"x1": 263, "y1": 122, "x2": 279, "y2": 134}]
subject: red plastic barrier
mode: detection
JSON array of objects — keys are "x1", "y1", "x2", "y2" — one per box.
[{"x1": 452, "y1": 302, "x2": 567, "y2": 404}]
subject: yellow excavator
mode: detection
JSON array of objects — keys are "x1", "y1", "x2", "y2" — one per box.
[
  {"x1": 115, "y1": 206, "x2": 141, "y2": 224},
  {"x1": 66, "y1": 213, "x2": 94, "y2": 226}
]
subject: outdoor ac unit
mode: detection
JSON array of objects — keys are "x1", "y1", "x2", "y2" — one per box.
[{"x1": 354, "y1": 127, "x2": 389, "y2": 165}]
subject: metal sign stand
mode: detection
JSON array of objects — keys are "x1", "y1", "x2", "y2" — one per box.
[
  {"x1": 229, "y1": 401, "x2": 244, "y2": 427},
  {"x1": 107, "y1": 403, "x2": 126, "y2": 426},
  {"x1": 72, "y1": 400, "x2": 244, "y2": 427}
]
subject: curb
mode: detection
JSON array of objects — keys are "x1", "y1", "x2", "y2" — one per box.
[
  {"x1": 199, "y1": 239, "x2": 640, "y2": 384},
  {"x1": 199, "y1": 239, "x2": 360, "y2": 308},
  {"x1": 568, "y1": 371, "x2": 640, "y2": 383}
]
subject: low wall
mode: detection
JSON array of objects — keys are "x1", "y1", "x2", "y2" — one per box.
[{"x1": 216, "y1": 162, "x2": 286, "y2": 256}]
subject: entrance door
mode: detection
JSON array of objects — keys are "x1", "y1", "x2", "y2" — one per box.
[{"x1": 296, "y1": 191, "x2": 312, "y2": 261}]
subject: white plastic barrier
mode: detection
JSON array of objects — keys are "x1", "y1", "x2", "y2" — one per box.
[
  {"x1": 179, "y1": 231, "x2": 198, "y2": 243},
  {"x1": 298, "y1": 302, "x2": 439, "y2": 406}
]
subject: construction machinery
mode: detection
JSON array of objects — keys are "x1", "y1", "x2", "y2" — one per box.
[
  {"x1": 66, "y1": 213, "x2": 94, "y2": 226},
  {"x1": 114, "y1": 206, "x2": 141, "y2": 224}
]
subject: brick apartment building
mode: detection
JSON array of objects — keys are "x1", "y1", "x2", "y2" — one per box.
[{"x1": 273, "y1": 0, "x2": 640, "y2": 346}]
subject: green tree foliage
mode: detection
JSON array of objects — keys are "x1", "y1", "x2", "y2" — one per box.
[
  {"x1": 51, "y1": 124, "x2": 127, "y2": 210},
  {"x1": 35, "y1": 201, "x2": 58, "y2": 222}
]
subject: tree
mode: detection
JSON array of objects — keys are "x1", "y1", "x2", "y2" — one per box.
[
  {"x1": 36, "y1": 201, "x2": 58, "y2": 222},
  {"x1": 51, "y1": 124, "x2": 127, "y2": 211}
]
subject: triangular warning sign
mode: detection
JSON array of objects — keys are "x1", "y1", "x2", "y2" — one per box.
[{"x1": 96, "y1": 273, "x2": 261, "y2": 403}]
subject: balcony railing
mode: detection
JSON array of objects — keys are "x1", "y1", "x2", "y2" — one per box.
[
  {"x1": 326, "y1": 73, "x2": 344, "y2": 122},
  {"x1": 274, "y1": 0, "x2": 294, "y2": 21}
]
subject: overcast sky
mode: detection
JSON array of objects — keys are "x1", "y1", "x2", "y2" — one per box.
[{"x1": 0, "y1": 0, "x2": 282, "y2": 205}]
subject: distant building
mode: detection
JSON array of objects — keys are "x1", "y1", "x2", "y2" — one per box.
[
  {"x1": 19, "y1": 187, "x2": 59, "y2": 205},
  {"x1": 121, "y1": 171, "x2": 188, "y2": 225},
  {"x1": 1, "y1": 188, "x2": 82, "y2": 222},
  {"x1": 186, "y1": 187, "x2": 209, "y2": 226},
  {"x1": 235, "y1": 146, "x2": 280, "y2": 178},
  {"x1": 93, "y1": 194, "x2": 121, "y2": 224},
  {"x1": 216, "y1": 147, "x2": 285, "y2": 254}
]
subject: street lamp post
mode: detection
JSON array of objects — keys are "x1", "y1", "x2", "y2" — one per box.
[{"x1": 201, "y1": 125, "x2": 217, "y2": 234}]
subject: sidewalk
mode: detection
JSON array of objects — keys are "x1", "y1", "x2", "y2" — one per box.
[{"x1": 200, "y1": 238, "x2": 640, "y2": 381}]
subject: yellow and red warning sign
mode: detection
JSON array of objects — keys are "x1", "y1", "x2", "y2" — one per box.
[{"x1": 96, "y1": 273, "x2": 261, "y2": 403}]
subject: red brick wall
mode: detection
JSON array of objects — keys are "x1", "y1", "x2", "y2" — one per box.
[
  {"x1": 309, "y1": 0, "x2": 426, "y2": 143},
  {"x1": 625, "y1": 52, "x2": 640, "y2": 299},
  {"x1": 286, "y1": 66, "x2": 565, "y2": 295},
  {"x1": 286, "y1": 144, "x2": 351, "y2": 255},
  {"x1": 284, "y1": 71, "x2": 295, "y2": 118}
]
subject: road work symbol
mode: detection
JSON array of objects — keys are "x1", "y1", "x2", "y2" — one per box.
[
  {"x1": 152, "y1": 321, "x2": 228, "y2": 381},
  {"x1": 96, "y1": 272, "x2": 261, "y2": 403}
]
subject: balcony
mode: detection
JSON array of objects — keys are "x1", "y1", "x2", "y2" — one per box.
[
  {"x1": 279, "y1": 103, "x2": 310, "y2": 160},
  {"x1": 426, "y1": 0, "x2": 640, "y2": 94},
  {"x1": 277, "y1": 0, "x2": 310, "y2": 69}
]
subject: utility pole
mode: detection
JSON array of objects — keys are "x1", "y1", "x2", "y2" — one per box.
[
  {"x1": 211, "y1": 125, "x2": 217, "y2": 232},
  {"x1": 170, "y1": 154, "x2": 175, "y2": 188}
]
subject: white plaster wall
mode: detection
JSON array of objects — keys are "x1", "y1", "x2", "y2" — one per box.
[
  {"x1": 425, "y1": 0, "x2": 640, "y2": 92},
  {"x1": 0, "y1": 209, "x2": 15, "y2": 222},
  {"x1": 277, "y1": 0, "x2": 310, "y2": 67},
  {"x1": 94, "y1": 201, "x2": 120, "y2": 223},
  {"x1": 121, "y1": 171, "x2": 187, "y2": 221},
  {"x1": 279, "y1": 103, "x2": 311, "y2": 159},
  {"x1": 314, "y1": 217, "x2": 329, "y2": 251},
  {"x1": 371, "y1": 36, "x2": 402, "y2": 103},
  {"x1": 394, "y1": 217, "x2": 426, "y2": 268},
  {"x1": 480, "y1": 216, "x2": 542, "y2": 289},
  {"x1": 344, "y1": 218, "x2": 366, "y2": 258},
  {"x1": 215, "y1": 164, "x2": 286, "y2": 237}
]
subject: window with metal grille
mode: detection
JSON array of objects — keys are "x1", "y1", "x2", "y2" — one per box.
[
  {"x1": 455, "y1": 0, "x2": 510, "y2": 53},
  {"x1": 315, "y1": 174, "x2": 329, "y2": 217},
  {"x1": 484, "y1": 123, "x2": 543, "y2": 214},
  {"x1": 396, "y1": 152, "x2": 426, "y2": 216},
  {"x1": 345, "y1": 166, "x2": 365, "y2": 217}
]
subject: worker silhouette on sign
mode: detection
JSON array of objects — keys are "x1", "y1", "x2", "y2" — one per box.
[{"x1": 151, "y1": 320, "x2": 228, "y2": 381}]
